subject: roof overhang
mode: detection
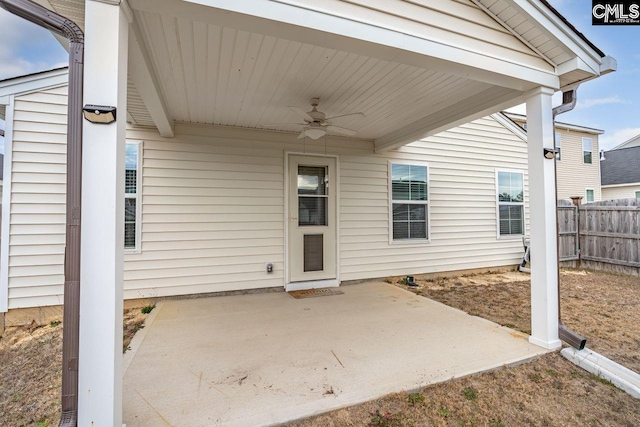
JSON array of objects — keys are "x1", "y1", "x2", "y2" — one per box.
[{"x1": 14, "y1": 0, "x2": 617, "y2": 151}]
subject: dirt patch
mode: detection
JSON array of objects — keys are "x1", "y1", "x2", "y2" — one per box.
[
  {"x1": 289, "y1": 352, "x2": 640, "y2": 427},
  {"x1": 290, "y1": 269, "x2": 640, "y2": 427},
  {"x1": 0, "y1": 307, "x2": 152, "y2": 427}
]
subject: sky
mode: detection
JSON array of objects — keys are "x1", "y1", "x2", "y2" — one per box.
[{"x1": 0, "y1": 1, "x2": 638, "y2": 152}]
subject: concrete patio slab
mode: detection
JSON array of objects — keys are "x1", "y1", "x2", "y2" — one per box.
[{"x1": 123, "y1": 282, "x2": 547, "y2": 426}]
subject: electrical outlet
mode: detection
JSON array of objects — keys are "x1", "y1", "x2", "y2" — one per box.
[{"x1": 266, "y1": 263, "x2": 274, "y2": 273}]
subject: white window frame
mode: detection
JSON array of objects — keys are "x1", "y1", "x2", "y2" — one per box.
[
  {"x1": 582, "y1": 137, "x2": 593, "y2": 164},
  {"x1": 388, "y1": 160, "x2": 431, "y2": 245},
  {"x1": 585, "y1": 188, "x2": 595, "y2": 203},
  {"x1": 125, "y1": 140, "x2": 142, "y2": 253},
  {"x1": 495, "y1": 169, "x2": 525, "y2": 239},
  {"x1": 555, "y1": 132, "x2": 561, "y2": 161}
]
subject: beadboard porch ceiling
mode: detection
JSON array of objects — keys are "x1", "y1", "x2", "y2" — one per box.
[{"x1": 41, "y1": 0, "x2": 611, "y2": 151}]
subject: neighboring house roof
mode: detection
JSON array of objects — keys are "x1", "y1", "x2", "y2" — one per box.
[
  {"x1": 612, "y1": 134, "x2": 640, "y2": 150},
  {"x1": 601, "y1": 146, "x2": 640, "y2": 186},
  {"x1": 0, "y1": 67, "x2": 69, "y2": 84},
  {"x1": 502, "y1": 112, "x2": 604, "y2": 135}
]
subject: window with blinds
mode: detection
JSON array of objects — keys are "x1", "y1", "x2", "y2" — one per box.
[
  {"x1": 125, "y1": 142, "x2": 141, "y2": 250},
  {"x1": 496, "y1": 170, "x2": 524, "y2": 237},
  {"x1": 390, "y1": 163, "x2": 429, "y2": 241}
]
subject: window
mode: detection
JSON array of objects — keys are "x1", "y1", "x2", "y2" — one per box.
[
  {"x1": 586, "y1": 189, "x2": 595, "y2": 203},
  {"x1": 583, "y1": 137, "x2": 593, "y2": 164},
  {"x1": 635, "y1": 191, "x2": 640, "y2": 199},
  {"x1": 497, "y1": 171, "x2": 524, "y2": 237},
  {"x1": 555, "y1": 132, "x2": 561, "y2": 161},
  {"x1": 125, "y1": 141, "x2": 141, "y2": 250},
  {"x1": 390, "y1": 162, "x2": 429, "y2": 241}
]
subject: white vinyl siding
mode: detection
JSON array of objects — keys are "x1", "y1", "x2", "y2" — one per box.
[
  {"x1": 5, "y1": 104, "x2": 530, "y2": 307},
  {"x1": 601, "y1": 185, "x2": 640, "y2": 200},
  {"x1": 6, "y1": 86, "x2": 67, "y2": 309},
  {"x1": 583, "y1": 137, "x2": 593, "y2": 164}
]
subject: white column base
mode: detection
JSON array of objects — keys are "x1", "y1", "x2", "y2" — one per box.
[{"x1": 529, "y1": 336, "x2": 562, "y2": 350}]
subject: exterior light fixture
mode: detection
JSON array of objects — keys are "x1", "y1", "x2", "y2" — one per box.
[
  {"x1": 543, "y1": 148, "x2": 558, "y2": 159},
  {"x1": 82, "y1": 104, "x2": 116, "y2": 124}
]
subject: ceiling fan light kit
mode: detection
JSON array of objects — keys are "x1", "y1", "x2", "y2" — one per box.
[{"x1": 263, "y1": 98, "x2": 365, "y2": 139}]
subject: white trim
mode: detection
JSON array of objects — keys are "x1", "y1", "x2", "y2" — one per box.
[
  {"x1": 285, "y1": 279, "x2": 339, "y2": 292},
  {"x1": 601, "y1": 182, "x2": 640, "y2": 189},
  {"x1": 0, "y1": 68, "x2": 68, "y2": 98},
  {"x1": 491, "y1": 112, "x2": 527, "y2": 142},
  {"x1": 555, "y1": 132, "x2": 562, "y2": 161},
  {"x1": 495, "y1": 169, "x2": 526, "y2": 240},
  {"x1": 503, "y1": 112, "x2": 604, "y2": 135},
  {"x1": 582, "y1": 137, "x2": 593, "y2": 164},
  {"x1": 284, "y1": 151, "x2": 340, "y2": 288},
  {"x1": 585, "y1": 188, "x2": 595, "y2": 203},
  {"x1": 0, "y1": 95, "x2": 14, "y2": 312},
  {"x1": 124, "y1": 140, "x2": 143, "y2": 254},
  {"x1": 388, "y1": 160, "x2": 431, "y2": 245}
]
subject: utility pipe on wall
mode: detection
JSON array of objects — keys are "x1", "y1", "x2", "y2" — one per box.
[{"x1": 0, "y1": 1, "x2": 84, "y2": 425}]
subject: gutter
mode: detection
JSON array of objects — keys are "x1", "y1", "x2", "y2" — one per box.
[
  {"x1": 552, "y1": 89, "x2": 587, "y2": 351},
  {"x1": 0, "y1": 1, "x2": 84, "y2": 425}
]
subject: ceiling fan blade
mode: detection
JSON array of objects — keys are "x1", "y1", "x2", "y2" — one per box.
[
  {"x1": 297, "y1": 131, "x2": 307, "y2": 139},
  {"x1": 325, "y1": 112, "x2": 366, "y2": 121},
  {"x1": 326, "y1": 125, "x2": 358, "y2": 136},
  {"x1": 261, "y1": 123, "x2": 305, "y2": 127},
  {"x1": 288, "y1": 106, "x2": 314, "y2": 122}
]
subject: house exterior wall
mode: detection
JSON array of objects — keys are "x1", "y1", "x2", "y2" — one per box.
[
  {"x1": 511, "y1": 118, "x2": 601, "y2": 202},
  {"x1": 2, "y1": 85, "x2": 530, "y2": 309},
  {"x1": 4, "y1": 86, "x2": 68, "y2": 309},
  {"x1": 601, "y1": 184, "x2": 640, "y2": 200},
  {"x1": 555, "y1": 127, "x2": 602, "y2": 202}
]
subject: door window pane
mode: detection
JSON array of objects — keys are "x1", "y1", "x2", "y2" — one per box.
[
  {"x1": 299, "y1": 197, "x2": 327, "y2": 226},
  {"x1": 125, "y1": 198, "x2": 137, "y2": 249},
  {"x1": 298, "y1": 166, "x2": 327, "y2": 195},
  {"x1": 303, "y1": 234, "x2": 323, "y2": 272}
]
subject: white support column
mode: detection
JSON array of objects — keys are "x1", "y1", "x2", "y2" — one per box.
[
  {"x1": 78, "y1": 1, "x2": 128, "y2": 425},
  {"x1": 526, "y1": 87, "x2": 562, "y2": 350}
]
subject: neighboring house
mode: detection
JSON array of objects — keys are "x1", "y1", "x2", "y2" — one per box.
[
  {"x1": 0, "y1": 0, "x2": 615, "y2": 423},
  {"x1": 504, "y1": 112, "x2": 604, "y2": 202},
  {"x1": 601, "y1": 146, "x2": 640, "y2": 199},
  {"x1": 612, "y1": 133, "x2": 640, "y2": 150}
]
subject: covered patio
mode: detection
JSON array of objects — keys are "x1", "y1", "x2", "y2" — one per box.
[
  {"x1": 0, "y1": 0, "x2": 616, "y2": 425},
  {"x1": 122, "y1": 282, "x2": 546, "y2": 426}
]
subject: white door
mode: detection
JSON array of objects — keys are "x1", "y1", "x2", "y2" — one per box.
[{"x1": 287, "y1": 155, "x2": 337, "y2": 288}]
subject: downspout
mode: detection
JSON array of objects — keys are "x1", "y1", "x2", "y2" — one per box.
[
  {"x1": 0, "y1": 1, "x2": 84, "y2": 425},
  {"x1": 552, "y1": 89, "x2": 587, "y2": 350}
]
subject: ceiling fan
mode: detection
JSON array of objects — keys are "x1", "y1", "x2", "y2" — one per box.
[{"x1": 263, "y1": 98, "x2": 365, "y2": 139}]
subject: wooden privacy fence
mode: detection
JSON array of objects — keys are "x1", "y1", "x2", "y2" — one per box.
[{"x1": 558, "y1": 199, "x2": 640, "y2": 276}]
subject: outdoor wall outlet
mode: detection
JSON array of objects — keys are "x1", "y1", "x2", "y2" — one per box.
[{"x1": 266, "y1": 263, "x2": 274, "y2": 273}]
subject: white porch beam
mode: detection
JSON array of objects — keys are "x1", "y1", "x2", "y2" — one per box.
[
  {"x1": 525, "y1": 86, "x2": 562, "y2": 350},
  {"x1": 78, "y1": 1, "x2": 128, "y2": 425},
  {"x1": 125, "y1": 6, "x2": 174, "y2": 137},
  {"x1": 375, "y1": 86, "x2": 522, "y2": 152},
  {"x1": 129, "y1": 0, "x2": 559, "y2": 92}
]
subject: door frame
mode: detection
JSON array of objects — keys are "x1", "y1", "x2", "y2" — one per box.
[{"x1": 284, "y1": 151, "x2": 340, "y2": 291}]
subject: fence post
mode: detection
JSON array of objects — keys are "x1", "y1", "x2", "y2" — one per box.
[{"x1": 570, "y1": 196, "x2": 582, "y2": 267}]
